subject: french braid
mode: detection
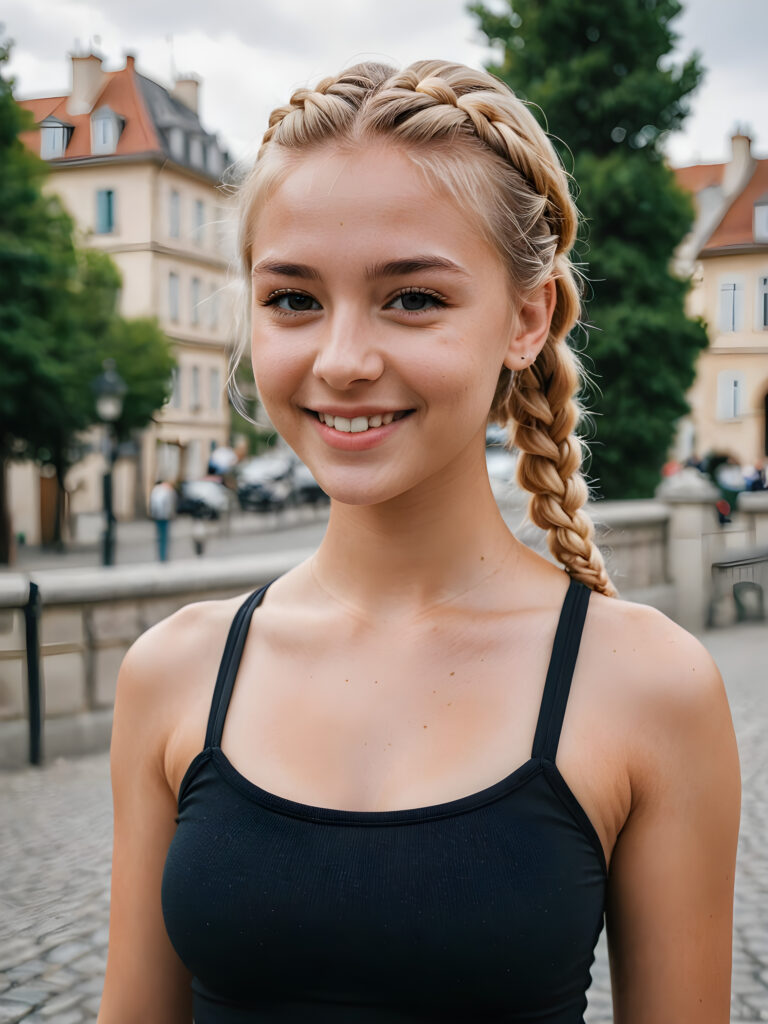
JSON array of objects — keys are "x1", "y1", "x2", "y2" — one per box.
[{"x1": 236, "y1": 60, "x2": 616, "y2": 597}]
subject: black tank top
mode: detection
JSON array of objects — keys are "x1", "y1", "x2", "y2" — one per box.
[{"x1": 162, "y1": 577, "x2": 607, "y2": 1023}]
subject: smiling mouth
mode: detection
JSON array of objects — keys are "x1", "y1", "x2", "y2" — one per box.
[{"x1": 307, "y1": 409, "x2": 414, "y2": 433}]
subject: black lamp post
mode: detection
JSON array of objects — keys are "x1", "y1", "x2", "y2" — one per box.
[{"x1": 93, "y1": 359, "x2": 126, "y2": 566}]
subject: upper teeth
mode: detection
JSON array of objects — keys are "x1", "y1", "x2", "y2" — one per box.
[{"x1": 319, "y1": 412, "x2": 396, "y2": 432}]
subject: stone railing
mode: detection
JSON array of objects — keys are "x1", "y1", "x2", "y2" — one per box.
[
  {"x1": 2, "y1": 485, "x2": 766, "y2": 769},
  {"x1": 0, "y1": 550, "x2": 309, "y2": 769}
]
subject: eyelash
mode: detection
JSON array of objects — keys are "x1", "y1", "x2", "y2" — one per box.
[{"x1": 259, "y1": 287, "x2": 449, "y2": 318}]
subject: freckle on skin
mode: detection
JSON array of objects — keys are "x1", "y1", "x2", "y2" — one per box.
[
  {"x1": 423, "y1": 724, "x2": 428, "y2": 729},
  {"x1": 450, "y1": 671, "x2": 455, "y2": 676}
]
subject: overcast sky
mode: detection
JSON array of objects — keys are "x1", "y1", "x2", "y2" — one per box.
[{"x1": 5, "y1": 0, "x2": 767, "y2": 168}]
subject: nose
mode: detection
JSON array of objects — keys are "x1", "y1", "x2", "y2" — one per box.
[{"x1": 312, "y1": 312, "x2": 384, "y2": 390}]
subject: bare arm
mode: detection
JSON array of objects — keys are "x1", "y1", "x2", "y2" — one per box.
[
  {"x1": 97, "y1": 613, "x2": 201, "y2": 1023},
  {"x1": 606, "y1": 616, "x2": 741, "y2": 1023}
]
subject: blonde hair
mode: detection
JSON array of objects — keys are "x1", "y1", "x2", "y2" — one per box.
[{"x1": 233, "y1": 59, "x2": 616, "y2": 597}]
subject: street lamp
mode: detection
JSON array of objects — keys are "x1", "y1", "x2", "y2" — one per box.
[{"x1": 93, "y1": 359, "x2": 126, "y2": 566}]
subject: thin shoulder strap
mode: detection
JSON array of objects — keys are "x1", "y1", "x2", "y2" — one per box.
[
  {"x1": 204, "y1": 581, "x2": 274, "y2": 749},
  {"x1": 531, "y1": 577, "x2": 592, "y2": 762}
]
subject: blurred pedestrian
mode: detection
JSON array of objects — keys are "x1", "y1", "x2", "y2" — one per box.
[
  {"x1": 744, "y1": 458, "x2": 768, "y2": 492},
  {"x1": 148, "y1": 479, "x2": 176, "y2": 562}
]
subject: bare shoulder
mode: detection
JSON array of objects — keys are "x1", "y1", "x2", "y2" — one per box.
[
  {"x1": 113, "y1": 593, "x2": 251, "y2": 782},
  {"x1": 584, "y1": 596, "x2": 741, "y2": 1021},
  {"x1": 583, "y1": 592, "x2": 738, "y2": 797}
]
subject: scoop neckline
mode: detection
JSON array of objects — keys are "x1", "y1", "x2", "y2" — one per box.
[{"x1": 210, "y1": 746, "x2": 544, "y2": 825}]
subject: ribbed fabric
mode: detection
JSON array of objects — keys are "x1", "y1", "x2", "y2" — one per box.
[{"x1": 162, "y1": 578, "x2": 607, "y2": 1023}]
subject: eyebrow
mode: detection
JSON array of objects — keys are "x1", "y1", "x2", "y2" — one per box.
[{"x1": 251, "y1": 255, "x2": 469, "y2": 281}]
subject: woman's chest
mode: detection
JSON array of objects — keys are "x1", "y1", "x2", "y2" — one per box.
[{"x1": 169, "y1": 614, "x2": 629, "y2": 871}]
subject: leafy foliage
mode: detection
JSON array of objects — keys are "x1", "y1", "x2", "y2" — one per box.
[{"x1": 469, "y1": 0, "x2": 709, "y2": 497}]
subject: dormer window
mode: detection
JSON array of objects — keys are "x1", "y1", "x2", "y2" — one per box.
[
  {"x1": 206, "y1": 143, "x2": 222, "y2": 177},
  {"x1": 189, "y1": 136, "x2": 204, "y2": 168},
  {"x1": 755, "y1": 200, "x2": 768, "y2": 243},
  {"x1": 40, "y1": 117, "x2": 73, "y2": 160},
  {"x1": 169, "y1": 127, "x2": 185, "y2": 161},
  {"x1": 91, "y1": 106, "x2": 123, "y2": 156}
]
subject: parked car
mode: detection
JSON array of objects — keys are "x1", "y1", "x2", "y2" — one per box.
[
  {"x1": 176, "y1": 480, "x2": 232, "y2": 520},
  {"x1": 237, "y1": 455, "x2": 295, "y2": 512}
]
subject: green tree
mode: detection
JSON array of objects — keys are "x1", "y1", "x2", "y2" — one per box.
[
  {"x1": 0, "y1": 39, "x2": 175, "y2": 559},
  {"x1": 32, "y1": 249, "x2": 175, "y2": 547},
  {"x1": 469, "y1": 0, "x2": 709, "y2": 498},
  {"x1": 0, "y1": 36, "x2": 79, "y2": 561}
]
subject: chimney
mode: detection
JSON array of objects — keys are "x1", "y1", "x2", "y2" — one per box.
[
  {"x1": 67, "y1": 51, "x2": 104, "y2": 116},
  {"x1": 722, "y1": 131, "x2": 756, "y2": 199},
  {"x1": 172, "y1": 74, "x2": 200, "y2": 114}
]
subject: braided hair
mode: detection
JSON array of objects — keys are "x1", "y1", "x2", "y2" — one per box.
[{"x1": 234, "y1": 60, "x2": 616, "y2": 597}]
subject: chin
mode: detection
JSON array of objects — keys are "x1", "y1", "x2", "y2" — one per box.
[{"x1": 310, "y1": 467, "x2": 418, "y2": 509}]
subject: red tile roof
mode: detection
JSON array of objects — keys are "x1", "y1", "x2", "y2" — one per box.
[
  {"x1": 674, "y1": 154, "x2": 768, "y2": 251},
  {"x1": 18, "y1": 58, "x2": 160, "y2": 159},
  {"x1": 705, "y1": 158, "x2": 768, "y2": 249},
  {"x1": 673, "y1": 161, "x2": 725, "y2": 194}
]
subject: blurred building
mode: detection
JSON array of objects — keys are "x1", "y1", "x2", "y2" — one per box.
[
  {"x1": 13, "y1": 50, "x2": 236, "y2": 541},
  {"x1": 673, "y1": 132, "x2": 768, "y2": 467}
]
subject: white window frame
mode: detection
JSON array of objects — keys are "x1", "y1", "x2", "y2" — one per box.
[
  {"x1": 209, "y1": 368, "x2": 221, "y2": 412},
  {"x1": 169, "y1": 190, "x2": 181, "y2": 239},
  {"x1": 169, "y1": 272, "x2": 180, "y2": 323},
  {"x1": 758, "y1": 275, "x2": 768, "y2": 330},
  {"x1": 190, "y1": 136, "x2": 204, "y2": 168},
  {"x1": 95, "y1": 189, "x2": 116, "y2": 234},
  {"x1": 40, "y1": 121, "x2": 70, "y2": 159},
  {"x1": 716, "y1": 370, "x2": 747, "y2": 421},
  {"x1": 193, "y1": 199, "x2": 205, "y2": 244},
  {"x1": 191, "y1": 277, "x2": 201, "y2": 326},
  {"x1": 191, "y1": 366, "x2": 201, "y2": 411},
  {"x1": 169, "y1": 367, "x2": 182, "y2": 408},
  {"x1": 754, "y1": 203, "x2": 768, "y2": 243},
  {"x1": 209, "y1": 284, "x2": 219, "y2": 329},
  {"x1": 169, "y1": 127, "x2": 185, "y2": 160},
  {"x1": 207, "y1": 144, "x2": 222, "y2": 177},
  {"x1": 91, "y1": 109, "x2": 121, "y2": 155},
  {"x1": 718, "y1": 278, "x2": 744, "y2": 333}
]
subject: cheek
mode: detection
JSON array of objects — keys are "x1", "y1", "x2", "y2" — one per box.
[
  {"x1": 250, "y1": 330, "x2": 304, "y2": 402},
  {"x1": 416, "y1": 336, "x2": 503, "y2": 416}
]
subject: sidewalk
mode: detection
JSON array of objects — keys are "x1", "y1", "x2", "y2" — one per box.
[
  {"x1": 6, "y1": 505, "x2": 330, "y2": 573},
  {"x1": 0, "y1": 621, "x2": 765, "y2": 1023}
]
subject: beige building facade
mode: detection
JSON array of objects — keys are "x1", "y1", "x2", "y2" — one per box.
[
  {"x1": 674, "y1": 134, "x2": 768, "y2": 468},
  {"x1": 13, "y1": 52, "x2": 235, "y2": 543}
]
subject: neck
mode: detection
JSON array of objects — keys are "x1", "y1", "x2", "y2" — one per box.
[{"x1": 312, "y1": 446, "x2": 521, "y2": 620}]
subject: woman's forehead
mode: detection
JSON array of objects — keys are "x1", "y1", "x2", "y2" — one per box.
[{"x1": 249, "y1": 145, "x2": 497, "y2": 270}]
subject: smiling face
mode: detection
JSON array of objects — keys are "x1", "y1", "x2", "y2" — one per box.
[{"x1": 248, "y1": 144, "x2": 533, "y2": 507}]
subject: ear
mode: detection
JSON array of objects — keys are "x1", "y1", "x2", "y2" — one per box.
[{"x1": 502, "y1": 278, "x2": 557, "y2": 370}]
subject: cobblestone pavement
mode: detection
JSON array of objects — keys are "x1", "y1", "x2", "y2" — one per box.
[{"x1": 0, "y1": 622, "x2": 764, "y2": 1022}]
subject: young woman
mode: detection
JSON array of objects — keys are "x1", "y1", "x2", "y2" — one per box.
[{"x1": 98, "y1": 61, "x2": 740, "y2": 1023}]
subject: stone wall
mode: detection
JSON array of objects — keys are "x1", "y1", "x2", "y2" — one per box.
[{"x1": 2, "y1": 488, "x2": 766, "y2": 769}]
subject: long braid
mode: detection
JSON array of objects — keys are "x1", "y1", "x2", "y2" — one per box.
[{"x1": 237, "y1": 59, "x2": 617, "y2": 596}]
